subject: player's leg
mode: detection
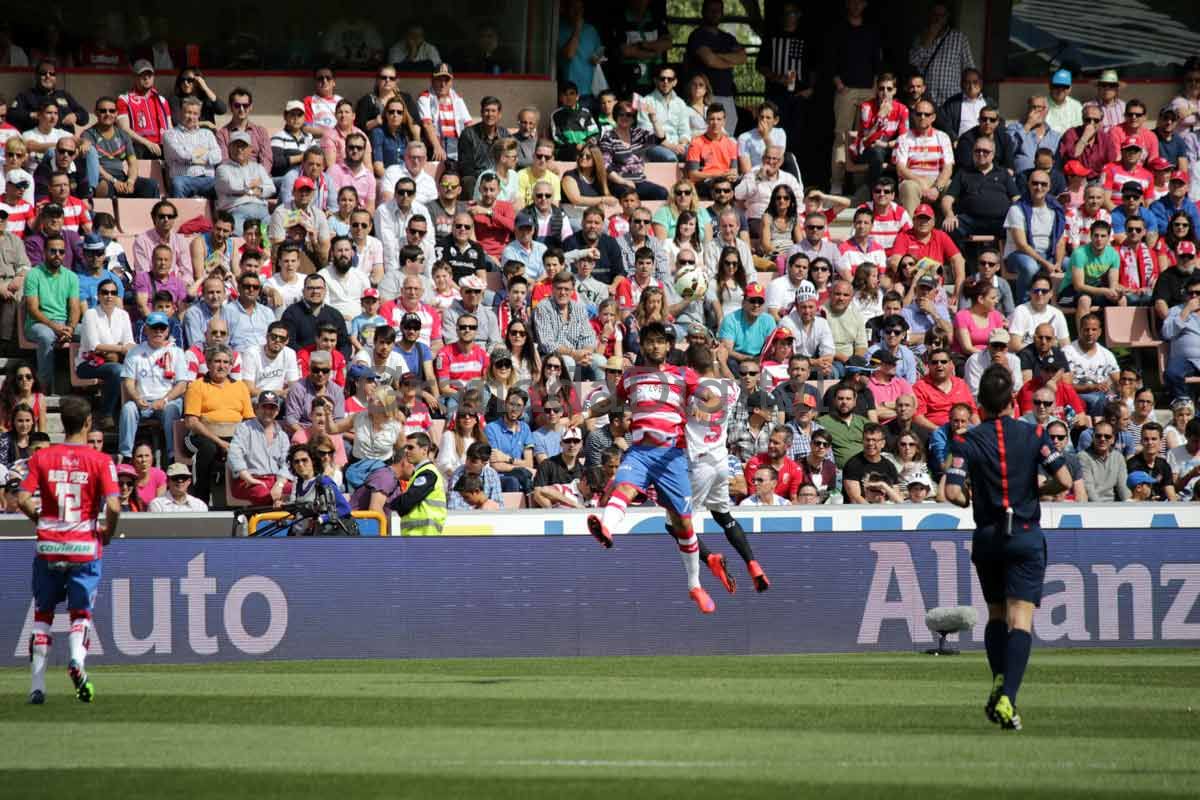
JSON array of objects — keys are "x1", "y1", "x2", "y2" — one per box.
[
  {"x1": 28, "y1": 559, "x2": 65, "y2": 704},
  {"x1": 685, "y1": 460, "x2": 735, "y2": 593},
  {"x1": 588, "y1": 449, "x2": 645, "y2": 547},
  {"x1": 65, "y1": 561, "x2": 102, "y2": 702},
  {"x1": 653, "y1": 450, "x2": 714, "y2": 613},
  {"x1": 993, "y1": 533, "x2": 1047, "y2": 730},
  {"x1": 710, "y1": 509, "x2": 769, "y2": 592}
]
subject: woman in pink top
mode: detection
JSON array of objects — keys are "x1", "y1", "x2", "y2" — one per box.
[
  {"x1": 131, "y1": 441, "x2": 167, "y2": 506},
  {"x1": 953, "y1": 278, "x2": 1006, "y2": 356}
]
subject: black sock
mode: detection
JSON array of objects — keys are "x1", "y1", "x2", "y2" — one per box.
[
  {"x1": 984, "y1": 620, "x2": 1007, "y2": 678},
  {"x1": 1002, "y1": 629, "x2": 1033, "y2": 704},
  {"x1": 711, "y1": 511, "x2": 754, "y2": 565}
]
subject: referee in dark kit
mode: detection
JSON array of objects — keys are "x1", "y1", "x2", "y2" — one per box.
[{"x1": 943, "y1": 364, "x2": 1072, "y2": 731}]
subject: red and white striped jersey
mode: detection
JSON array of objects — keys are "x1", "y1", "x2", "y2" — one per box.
[
  {"x1": 685, "y1": 377, "x2": 738, "y2": 461},
  {"x1": 21, "y1": 443, "x2": 118, "y2": 563},
  {"x1": 853, "y1": 99, "x2": 909, "y2": 155},
  {"x1": 614, "y1": 276, "x2": 666, "y2": 313},
  {"x1": 185, "y1": 345, "x2": 243, "y2": 381},
  {"x1": 1118, "y1": 242, "x2": 1160, "y2": 290},
  {"x1": 304, "y1": 94, "x2": 342, "y2": 129},
  {"x1": 116, "y1": 89, "x2": 172, "y2": 144},
  {"x1": 380, "y1": 300, "x2": 441, "y2": 347},
  {"x1": 893, "y1": 129, "x2": 954, "y2": 183},
  {"x1": 0, "y1": 199, "x2": 35, "y2": 238},
  {"x1": 858, "y1": 201, "x2": 911, "y2": 251},
  {"x1": 618, "y1": 364, "x2": 699, "y2": 449},
  {"x1": 434, "y1": 342, "x2": 489, "y2": 385},
  {"x1": 1101, "y1": 162, "x2": 1152, "y2": 204},
  {"x1": 37, "y1": 196, "x2": 90, "y2": 232},
  {"x1": 1065, "y1": 206, "x2": 1111, "y2": 250}
]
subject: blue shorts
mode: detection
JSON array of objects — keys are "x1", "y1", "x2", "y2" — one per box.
[
  {"x1": 971, "y1": 523, "x2": 1047, "y2": 606},
  {"x1": 614, "y1": 445, "x2": 693, "y2": 518},
  {"x1": 32, "y1": 558, "x2": 102, "y2": 614}
]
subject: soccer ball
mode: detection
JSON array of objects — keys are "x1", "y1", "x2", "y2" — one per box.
[{"x1": 674, "y1": 265, "x2": 708, "y2": 301}]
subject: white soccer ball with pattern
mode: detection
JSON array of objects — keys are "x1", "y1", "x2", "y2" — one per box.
[{"x1": 674, "y1": 265, "x2": 708, "y2": 301}]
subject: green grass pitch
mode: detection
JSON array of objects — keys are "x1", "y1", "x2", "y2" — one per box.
[{"x1": 2, "y1": 650, "x2": 1198, "y2": 798}]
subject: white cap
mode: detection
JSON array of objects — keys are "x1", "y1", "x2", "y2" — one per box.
[
  {"x1": 794, "y1": 280, "x2": 818, "y2": 303},
  {"x1": 285, "y1": 100, "x2": 305, "y2": 113},
  {"x1": 4, "y1": 169, "x2": 32, "y2": 186}
]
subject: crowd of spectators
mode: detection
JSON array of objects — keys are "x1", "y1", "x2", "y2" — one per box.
[{"x1": 0, "y1": 5, "x2": 1199, "y2": 524}]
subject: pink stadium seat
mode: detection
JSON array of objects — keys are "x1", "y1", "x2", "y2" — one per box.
[
  {"x1": 115, "y1": 198, "x2": 159, "y2": 234},
  {"x1": 643, "y1": 162, "x2": 679, "y2": 189},
  {"x1": 91, "y1": 197, "x2": 116, "y2": 221},
  {"x1": 1158, "y1": 343, "x2": 1200, "y2": 385},
  {"x1": 171, "y1": 197, "x2": 211, "y2": 226},
  {"x1": 502, "y1": 491, "x2": 526, "y2": 509},
  {"x1": 135, "y1": 160, "x2": 165, "y2": 194},
  {"x1": 1104, "y1": 306, "x2": 1159, "y2": 348}
]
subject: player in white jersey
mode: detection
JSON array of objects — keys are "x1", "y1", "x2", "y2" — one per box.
[{"x1": 678, "y1": 344, "x2": 770, "y2": 593}]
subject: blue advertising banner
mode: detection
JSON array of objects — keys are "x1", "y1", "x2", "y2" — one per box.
[{"x1": 3, "y1": 531, "x2": 1198, "y2": 665}]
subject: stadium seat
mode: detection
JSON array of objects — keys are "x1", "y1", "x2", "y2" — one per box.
[
  {"x1": 171, "y1": 197, "x2": 211, "y2": 226},
  {"x1": 502, "y1": 491, "x2": 525, "y2": 509},
  {"x1": 1105, "y1": 306, "x2": 1159, "y2": 348},
  {"x1": 68, "y1": 343, "x2": 99, "y2": 389},
  {"x1": 643, "y1": 162, "x2": 679, "y2": 189},
  {"x1": 135, "y1": 160, "x2": 165, "y2": 195},
  {"x1": 92, "y1": 197, "x2": 116, "y2": 221},
  {"x1": 116, "y1": 199, "x2": 160, "y2": 234},
  {"x1": 116, "y1": 234, "x2": 137, "y2": 265},
  {"x1": 552, "y1": 161, "x2": 574, "y2": 176},
  {"x1": 224, "y1": 461, "x2": 250, "y2": 508},
  {"x1": 16, "y1": 304, "x2": 33, "y2": 352},
  {"x1": 1157, "y1": 342, "x2": 1200, "y2": 386}
]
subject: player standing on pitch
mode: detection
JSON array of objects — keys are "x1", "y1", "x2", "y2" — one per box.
[
  {"x1": 19, "y1": 395, "x2": 121, "y2": 705},
  {"x1": 678, "y1": 344, "x2": 769, "y2": 593},
  {"x1": 943, "y1": 364, "x2": 1072, "y2": 731},
  {"x1": 586, "y1": 321, "x2": 716, "y2": 614}
]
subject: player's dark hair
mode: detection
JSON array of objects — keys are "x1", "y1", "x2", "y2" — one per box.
[
  {"x1": 373, "y1": 324, "x2": 396, "y2": 344},
  {"x1": 862, "y1": 422, "x2": 884, "y2": 439},
  {"x1": 407, "y1": 431, "x2": 432, "y2": 451},
  {"x1": 686, "y1": 343, "x2": 714, "y2": 372},
  {"x1": 580, "y1": 465, "x2": 606, "y2": 493},
  {"x1": 152, "y1": 289, "x2": 175, "y2": 305},
  {"x1": 1090, "y1": 219, "x2": 1112, "y2": 233},
  {"x1": 641, "y1": 321, "x2": 671, "y2": 344},
  {"x1": 1141, "y1": 421, "x2": 1163, "y2": 437},
  {"x1": 977, "y1": 364, "x2": 1014, "y2": 416},
  {"x1": 602, "y1": 446, "x2": 624, "y2": 463},
  {"x1": 466, "y1": 442, "x2": 492, "y2": 462},
  {"x1": 455, "y1": 473, "x2": 484, "y2": 494},
  {"x1": 634, "y1": 246, "x2": 655, "y2": 263},
  {"x1": 59, "y1": 394, "x2": 92, "y2": 436},
  {"x1": 755, "y1": 465, "x2": 779, "y2": 480},
  {"x1": 29, "y1": 432, "x2": 51, "y2": 446}
]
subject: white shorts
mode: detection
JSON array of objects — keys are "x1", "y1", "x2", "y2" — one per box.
[{"x1": 690, "y1": 457, "x2": 733, "y2": 514}]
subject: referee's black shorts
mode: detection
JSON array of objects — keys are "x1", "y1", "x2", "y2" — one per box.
[{"x1": 971, "y1": 522, "x2": 1047, "y2": 606}]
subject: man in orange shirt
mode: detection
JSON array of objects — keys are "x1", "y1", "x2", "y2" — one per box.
[{"x1": 686, "y1": 103, "x2": 738, "y2": 199}]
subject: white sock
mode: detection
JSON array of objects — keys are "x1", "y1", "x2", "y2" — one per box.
[
  {"x1": 68, "y1": 617, "x2": 89, "y2": 667},
  {"x1": 30, "y1": 622, "x2": 50, "y2": 694},
  {"x1": 677, "y1": 533, "x2": 701, "y2": 590},
  {"x1": 601, "y1": 494, "x2": 629, "y2": 532}
]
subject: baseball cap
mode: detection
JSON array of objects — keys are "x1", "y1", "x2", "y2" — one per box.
[
  {"x1": 1120, "y1": 136, "x2": 1142, "y2": 151},
  {"x1": 542, "y1": 397, "x2": 563, "y2": 411},
  {"x1": 794, "y1": 393, "x2": 817, "y2": 411},
  {"x1": 432, "y1": 63, "x2": 453, "y2": 79},
  {"x1": 5, "y1": 168, "x2": 31, "y2": 186},
  {"x1": 1148, "y1": 156, "x2": 1173, "y2": 172},
  {"x1": 604, "y1": 355, "x2": 624, "y2": 371},
  {"x1": 458, "y1": 275, "x2": 486, "y2": 292},
  {"x1": 1063, "y1": 159, "x2": 1090, "y2": 177},
  {"x1": 228, "y1": 131, "x2": 252, "y2": 147},
  {"x1": 1050, "y1": 68, "x2": 1072, "y2": 87},
  {"x1": 293, "y1": 175, "x2": 315, "y2": 192},
  {"x1": 745, "y1": 284, "x2": 765, "y2": 300},
  {"x1": 166, "y1": 463, "x2": 191, "y2": 479},
  {"x1": 116, "y1": 463, "x2": 137, "y2": 479},
  {"x1": 256, "y1": 390, "x2": 281, "y2": 408},
  {"x1": 132, "y1": 59, "x2": 154, "y2": 75},
  {"x1": 1171, "y1": 170, "x2": 1189, "y2": 183},
  {"x1": 686, "y1": 322, "x2": 709, "y2": 338},
  {"x1": 794, "y1": 280, "x2": 818, "y2": 303},
  {"x1": 907, "y1": 472, "x2": 935, "y2": 490},
  {"x1": 846, "y1": 355, "x2": 876, "y2": 373},
  {"x1": 285, "y1": 100, "x2": 305, "y2": 113},
  {"x1": 82, "y1": 233, "x2": 106, "y2": 252},
  {"x1": 1177, "y1": 241, "x2": 1197, "y2": 257},
  {"x1": 561, "y1": 426, "x2": 583, "y2": 443},
  {"x1": 515, "y1": 211, "x2": 536, "y2": 228},
  {"x1": 1127, "y1": 470, "x2": 1157, "y2": 488},
  {"x1": 988, "y1": 328, "x2": 1010, "y2": 345},
  {"x1": 401, "y1": 312, "x2": 423, "y2": 328},
  {"x1": 145, "y1": 311, "x2": 171, "y2": 328},
  {"x1": 1171, "y1": 397, "x2": 1195, "y2": 410},
  {"x1": 870, "y1": 349, "x2": 897, "y2": 366},
  {"x1": 746, "y1": 390, "x2": 776, "y2": 409},
  {"x1": 1098, "y1": 69, "x2": 1120, "y2": 85},
  {"x1": 1121, "y1": 180, "x2": 1144, "y2": 197},
  {"x1": 913, "y1": 203, "x2": 935, "y2": 219},
  {"x1": 916, "y1": 274, "x2": 939, "y2": 289},
  {"x1": 362, "y1": 288, "x2": 380, "y2": 300},
  {"x1": 346, "y1": 363, "x2": 375, "y2": 383},
  {"x1": 489, "y1": 346, "x2": 512, "y2": 362}
]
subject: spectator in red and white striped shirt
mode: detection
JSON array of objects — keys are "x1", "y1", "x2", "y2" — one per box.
[
  {"x1": 0, "y1": 169, "x2": 35, "y2": 238},
  {"x1": 893, "y1": 99, "x2": 954, "y2": 217},
  {"x1": 36, "y1": 171, "x2": 89, "y2": 233},
  {"x1": 858, "y1": 177, "x2": 912, "y2": 251}
]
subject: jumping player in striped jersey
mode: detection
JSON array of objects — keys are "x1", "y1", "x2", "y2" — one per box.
[
  {"x1": 586, "y1": 321, "x2": 716, "y2": 614},
  {"x1": 944, "y1": 364, "x2": 1072, "y2": 730},
  {"x1": 678, "y1": 344, "x2": 769, "y2": 593},
  {"x1": 18, "y1": 394, "x2": 121, "y2": 705}
]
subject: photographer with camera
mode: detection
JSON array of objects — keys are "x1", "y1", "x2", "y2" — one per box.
[{"x1": 280, "y1": 442, "x2": 352, "y2": 536}]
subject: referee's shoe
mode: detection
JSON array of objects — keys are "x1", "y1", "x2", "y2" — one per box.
[{"x1": 993, "y1": 694, "x2": 1022, "y2": 731}]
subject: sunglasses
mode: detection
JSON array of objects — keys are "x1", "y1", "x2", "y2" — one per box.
[
  {"x1": 811, "y1": 266, "x2": 830, "y2": 273},
  {"x1": 632, "y1": 218, "x2": 650, "y2": 225},
  {"x1": 310, "y1": 367, "x2": 332, "y2": 374},
  {"x1": 913, "y1": 111, "x2": 935, "y2": 117},
  {"x1": 155, "y1": 214, "x2": 177, "y2": 221},
  {"x1": 674, "y1": 190, "x2": 693, "y2": 197},
  {"x1": 1048, "y1": 434, "x2": 1067, "y2": 441},
  {"x1": 973, "y1": 149, "x2": 994, "y2": 155},
  {"x1": 494, "y1": 360, "x2": 513, "y2": 369},
  {"x1": 930, "y1": 359, "x2": 951, "y2": 366},
  {"x1": 395, "y1": 188, "x2": 415, "y2": 196},
  {"x1": 458, "y1": 324, "x2": 478, "y2": 331},
  {"x1": 1094, "y1": 433, "x2": 1115, "y2": 440},
  {"x1": 453, "y1": 223, "x2": 473, "y2": 230},
  {"x1": 1030, "y1": 287, "x2": 1051, "y2": 295},
  {"x1": 677, "y1": 259, "x2": 696, "y2": 266},
  {"x1": 1125, "y1": 111, "x2": 1145, "y2": 118},
  {"x1": 407, "y1": 228, "x2": 427, "y2": 236},
  {"x1": 805, "y1": 225, "x2": 826, "y2": 231},
  {"x1": 268, "y1": 333, "x2": 289, "y2": 342},
  {"x1": 884, "y1": 328, "x2": 904, "y2": 336},
  {"x1": 57, "y1": 148, "x2": 77, "y2": 156},
  {"x1": 544, "y1": 364, "x2": 563, "y2": 371},
  {"x1": 98, "y1": 289, "x2": 119, "y2": 297},
  {"x1": 535, "y1": 153, "x2": 554, "y2": 161},
  {"x1": 740, "y1": 370, "x2": 759, "y2": 377},
  {"x1": 240, "y1": 283, "x2": 261, "y2": 290},
  {"x1": 1033, "y1": 400, "x2": 1054, "y2": 407},
  {"x1": 45, "y1": 248, "x2": 66, "y2": 255},
  {"x1": 509, "y1": 330, "x2": 527, "y2": 337},
  {"x1": 377, "y1": 74, "x2": 396, "y2": 81}
]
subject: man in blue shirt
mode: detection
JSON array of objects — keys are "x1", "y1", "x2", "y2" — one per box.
[
  {"x1": 1149, "y1": 170, "x2": 1200, "y2": 237},
  {"x1": 77, "y1": 234, "x2": 124, "y2": 309},
  {"x1": 224, "y1": 271, "x2": 276, "y2": 353},
  {"x1": 718, "y1": 283, "x2": 776, "y2": 374},
  {"x1": 483, "y1": 388, "x2": 535, "y2": 493}
]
